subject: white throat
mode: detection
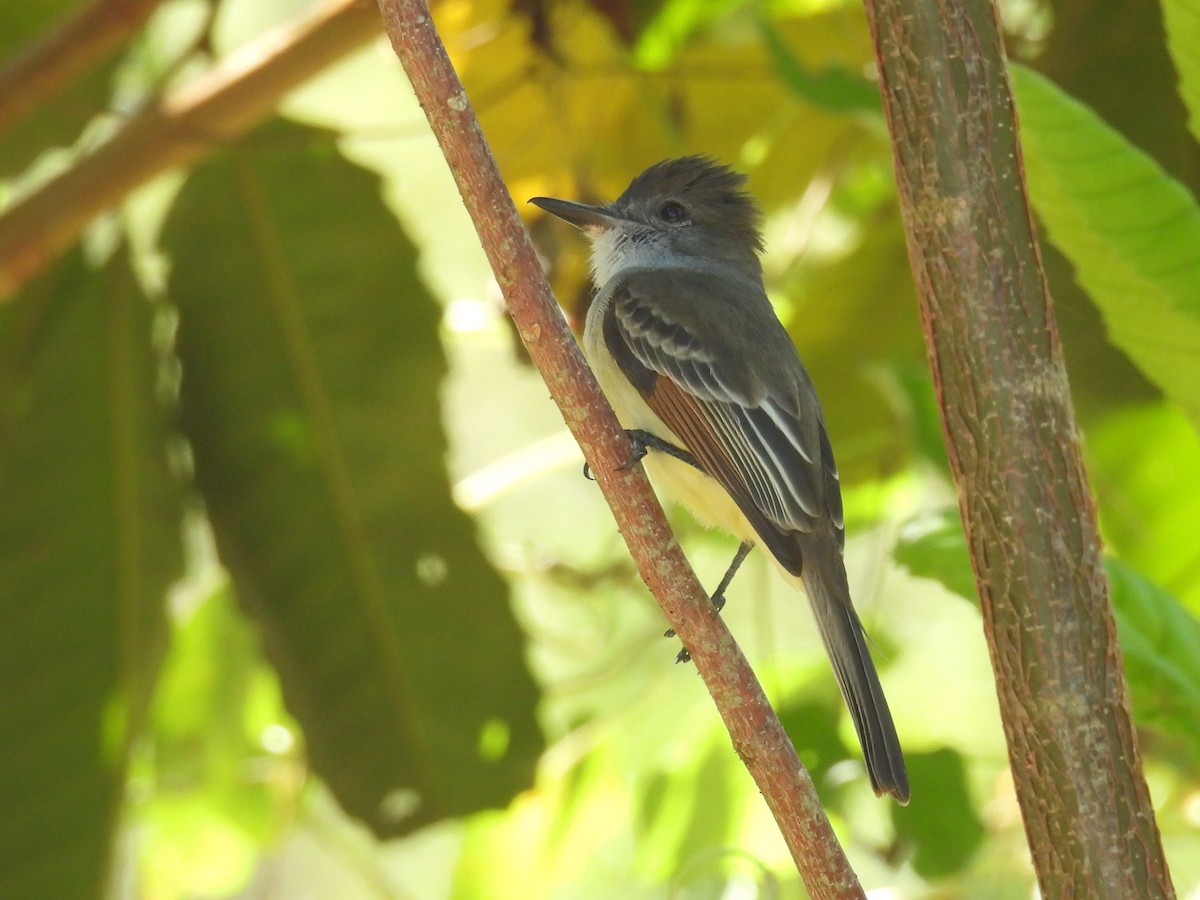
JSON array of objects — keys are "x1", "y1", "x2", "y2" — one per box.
[{"x1": 588, "y1": 227, "x2": 688, "y2": 287}]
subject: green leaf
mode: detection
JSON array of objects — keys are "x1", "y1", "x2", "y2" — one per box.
[
  {"x1": 888, "y1": 359, "x2": 950, "y2": 474},
  {"x1": 1161, "y1": 0, "x2": 1200, "y2": 143},
  {"x1": 1011, "y1": 65, "x2": 1200, "y2": 429},
  {"x1": 891, "y1": 509, "x2": 977, "y2": 601},
  {"x1": 894, "y1": 509, "x2": 1200, "y2": 764},
  {"x1": 162, "y1": 119, "x2": 543, "y2": 837},
  {"x1": 1105, "y1": 559, "x2": 1200, "y2": 765},
  {"x1": 891, "y1": 748, "x2": 984, "y2": 878},
  {"x1": 632, "y1": 740, "x2": 739, "y2": 882},
  {"x1": 1086, "y1": 402, "x2": 1200, "y2": 611},
  {"x1": 0, "y1": 247, "x2": 184, "y2": 898},
  {"x1": 633, "y1": 0, "x2": 746, "y2": 69},
  {"x1": 777, "y1": 696, "x2": 856, "y2": 795},
  {"x1": 759, "y1": 17, "x2": 881, "y2": 115}
]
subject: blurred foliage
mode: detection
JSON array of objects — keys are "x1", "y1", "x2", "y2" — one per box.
[
  {"x1": 0, "y1": 248, "x2": 185, "y2": 900},
  {"x1": 0, "y1": 0, "x2": 123, "y2": 178},
  {"x1": 1, "y1": 0, "x2": 1199, "y2": 897}
]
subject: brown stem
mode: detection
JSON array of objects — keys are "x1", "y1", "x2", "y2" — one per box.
[
  {"x1": 0, "y1": 0, "x2": 164, "y2": 138},
  {"x1": 861, "y1": 0, "x2": 1174, "y2": 894},
  {"x1": 376, "y1": 2, "x2": 865, "y2": 896},
  {"x1": 0, "y1": 0, "x2": 381, "y2": 298}
]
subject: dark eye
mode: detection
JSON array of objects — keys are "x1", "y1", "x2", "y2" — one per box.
[{"x1": 658, "y1": 201, "x2": 689, "y2": 224}]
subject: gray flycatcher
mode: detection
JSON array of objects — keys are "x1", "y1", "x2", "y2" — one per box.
[{"x1": 531, "y1": 156, "x2": 909, "y2": 804}]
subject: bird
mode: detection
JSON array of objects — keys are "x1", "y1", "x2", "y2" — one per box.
[{"x1": 530, "y1": 156, "x2": 909, "y2": 804}]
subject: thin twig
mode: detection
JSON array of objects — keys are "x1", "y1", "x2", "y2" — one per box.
[{"x1": 376, "y1": 2, "x2": 865, "y2": 897}]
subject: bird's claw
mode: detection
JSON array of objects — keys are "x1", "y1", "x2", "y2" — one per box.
[
  {"x1": 665, "y1": 590, "x2": 728, "y2": 663},
  {"x1": 623, "y1": 429, "x2": 701, "y2": 471},
  {"x1": 583, "y1": 430, "x2": 700, "y2": 480}
]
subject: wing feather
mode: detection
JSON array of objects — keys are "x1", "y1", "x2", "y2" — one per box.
[{"x1": 602, "y1": 270, "x2": 843, "y2": 562}]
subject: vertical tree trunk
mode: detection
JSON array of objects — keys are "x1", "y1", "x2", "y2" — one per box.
[{"x1": 860, "y1": 0, "x2": 1174, "y2": 894}]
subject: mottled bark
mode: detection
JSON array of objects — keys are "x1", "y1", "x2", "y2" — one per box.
[{"x1": 861, "y1": 0, "x2": 1173, "y2": 894}]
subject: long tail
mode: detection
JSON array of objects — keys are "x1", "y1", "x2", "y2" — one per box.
[{"x1": 797, "y1": 534, "x2": 909, "y2": 804}]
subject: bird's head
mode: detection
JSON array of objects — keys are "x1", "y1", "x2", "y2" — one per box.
[{"x1": 531, "y1": 156, "x2": 764, "y2": 284}]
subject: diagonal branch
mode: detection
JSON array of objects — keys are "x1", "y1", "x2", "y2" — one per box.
[
  {"x1": 0, "y1": 0, "x2": 164, "y2": 138},
  {"x1": 0, "y1": 0, "x2": 381, "y2": 298},
  {"x1": 861, "y1": 0, "x2": 1174, "y2": 894},
  {"x1": 376, "y1": 2, "x2": 865, "y2": 897}
]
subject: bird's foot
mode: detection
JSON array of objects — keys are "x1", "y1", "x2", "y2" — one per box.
[
  {"x1": 582, "y1": 429, "x2": 699, "y2": 480},
  {"x1": 666, "y1": 542, "x2": 752, "y2": 664},
  {"x1": 621, "y1": 429, "x2": 701, "y2": 472},
  {"x1": 668, "y1": 592, "x2": 727, "y2": 664}
]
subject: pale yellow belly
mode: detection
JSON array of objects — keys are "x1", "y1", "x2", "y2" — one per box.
[{"x1": 584, "y1": 323, "x2": 758, "y2": 545}]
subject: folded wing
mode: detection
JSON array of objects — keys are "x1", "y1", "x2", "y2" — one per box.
[{"x1": 601, "y1": 269, "x2": 844, "y2": 575}]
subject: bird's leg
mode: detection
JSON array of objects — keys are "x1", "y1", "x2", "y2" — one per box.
[
  {"x1": 671, "y1": 540, "x2": 754, "y2": 664},
  {"x1": 583, "y1": 429, "x2": 702, "y2": 480}
]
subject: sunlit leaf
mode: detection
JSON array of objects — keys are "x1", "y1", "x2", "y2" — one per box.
[
  {"x1": 162, "y1": 119, "x2": 543, "y2": 838},
  {"x1": 133, "y1": 585, "x2": 288, "y2": 898},
  {"x1": 1160, "y1": 0, "x2": 1200, "y2": 143},
  {"x1": 0, "y1": 247, "x2": 184, "y2": 898},
  {"x1": 1086, "y1": 402, "x2": 1200, "y2": 611},
  {"x1": 633, "y1": 0, "x2": 745, "y2": 69},
  {"x1": 632, "y1": 741, "x2": 739, "y2": 880},
  {"x1": 1011, "y1": 65, "x2": 1200, "y2": 429}
]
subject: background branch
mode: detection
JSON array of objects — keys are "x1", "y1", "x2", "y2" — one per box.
[
  {"x1": 376, "y1": 2, "x2": 867, "y2": 896},
  {"x1": 861, "y1": 0, "x2": 1174, "y2": 894},
  {"x1": 0, "y1": 0, "x2": 380, "y2": 297},
  {"x1": 0, "y1": 0, "x2": 163, "y2": 137}
]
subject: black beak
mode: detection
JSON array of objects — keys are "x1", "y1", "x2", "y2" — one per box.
[{"x1": 528, "y1": 196, "x2": 627, "y2": 231}]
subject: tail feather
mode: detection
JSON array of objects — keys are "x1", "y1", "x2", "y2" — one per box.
[{"x1": 798, "y1": 535, "x2": 909, "y2": 804}]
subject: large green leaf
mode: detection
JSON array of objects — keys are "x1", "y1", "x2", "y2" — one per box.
[
  {"x1": 1161, "y1": 0, "x2": 1200, "y2": 143},
  {"x1": 1011, "y1": 65, "x2": 1200, "y2": 429},
  {"x1": 894, "y1": 509, "x2": 1200, "y2": 765},
  {"x1": 162, "y1": 119, "x2": 543, "y2": 837},
  {"x1": 0, "y1": 247, "x2": 184, "y2": 898}
]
